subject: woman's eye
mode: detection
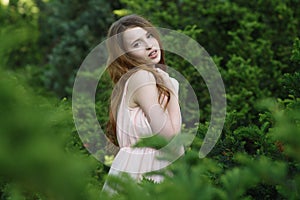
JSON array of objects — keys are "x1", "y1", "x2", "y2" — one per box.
[
  {"x1": 147, "y1": 33, "x2": 153, "y2": 38},
  {"x1": 133, "y1": 41, "x2": 141, "y2": 48}
]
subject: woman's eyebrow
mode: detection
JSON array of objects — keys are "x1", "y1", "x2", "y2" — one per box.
[{"x1": 130, "y1": 38, "x2": 141, "y2": 46}]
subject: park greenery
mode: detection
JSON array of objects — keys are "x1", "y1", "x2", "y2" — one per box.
[{"x1": 0, "y1": 0, "x2": 299, "y2": 199}]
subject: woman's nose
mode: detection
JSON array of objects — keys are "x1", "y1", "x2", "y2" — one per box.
[{"x1": 145, "y1": 42, "x2": 153, "y2": 50}]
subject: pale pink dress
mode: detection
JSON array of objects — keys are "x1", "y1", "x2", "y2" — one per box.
[{"x1": 102, "y1": 69, "x2": 184, "y2": 192}]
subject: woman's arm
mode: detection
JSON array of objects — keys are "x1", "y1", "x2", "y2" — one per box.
[{"x1": 128, "y1": 70, "x2": 181, "y2": 139}]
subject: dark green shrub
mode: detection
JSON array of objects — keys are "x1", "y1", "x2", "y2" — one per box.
[
  {"x1": 38, "y1": 0, "x2": 119, "y2": 97},
  {"x1": 0, "y1": 1, "x2": 40, "y2": 69},
  {"x1": 0, "y1": 68, "x2": 105, "y2": 199}
]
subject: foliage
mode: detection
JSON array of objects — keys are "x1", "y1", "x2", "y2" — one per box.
[
  {"x1": 36, "y1": 0, "x2": 119, "y2": 97},
  {"x1": 0, "y1": 68, "x2": 106, "y2": 199},
  {"x1": 0, "y1": 0, "x2": 40, "y2": 69}
]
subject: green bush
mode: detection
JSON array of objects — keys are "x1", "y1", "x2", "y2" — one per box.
[
  {"x1": 0, "y1": 1, "x2": 40, "y2": 69},
  {"x1": 37, "y1": 0, "x2": 119, "y2": 97},
  {"x1": 0, "y1": 68, "x2": 107, "y2": 199}
]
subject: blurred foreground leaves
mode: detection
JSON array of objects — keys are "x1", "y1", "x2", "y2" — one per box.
[{"x1": 0, "y1": 69, "x2": 104, "y2": 199}]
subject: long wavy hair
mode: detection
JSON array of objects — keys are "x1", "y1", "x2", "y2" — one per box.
[{"x1": 106, "y1": 14, "x2": 171, "y2": 147}]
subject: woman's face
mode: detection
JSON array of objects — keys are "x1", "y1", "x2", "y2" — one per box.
[{"x1": 123, "y1": 27, "x2": 161, "y2": 67}]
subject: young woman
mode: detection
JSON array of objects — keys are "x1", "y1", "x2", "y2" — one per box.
[{"x1": 103, "y1": 14, "x2": 184, "y2": 191}]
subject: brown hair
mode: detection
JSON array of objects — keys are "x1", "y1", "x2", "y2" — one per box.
[{"x1": 106, "y1": 14, "x2": 171, "y2": 146}]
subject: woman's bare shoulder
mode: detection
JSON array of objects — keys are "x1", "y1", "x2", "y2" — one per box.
[
  {"x1": 126, "y1": 69, "x2": 157, "y2": 103},
  {"x1": 128, "y1": 69, "x2": 156, "y2": 88}
]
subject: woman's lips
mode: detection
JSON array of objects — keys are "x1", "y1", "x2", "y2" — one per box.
[{"x1": 148, "y1": 50, "x2": 158, "y2": 59}]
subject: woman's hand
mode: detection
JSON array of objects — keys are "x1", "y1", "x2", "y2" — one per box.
[
  {"x1": 129, "y1": 70, "x2": 182, "y2": 138},
  {"x1": 156, "y1": 68, "x2": 178, "y2": 97}
]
